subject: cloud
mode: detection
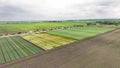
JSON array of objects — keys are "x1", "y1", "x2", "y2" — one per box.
[{"x1": 0, "y1": 0, "x2": 120, "y2": 21}]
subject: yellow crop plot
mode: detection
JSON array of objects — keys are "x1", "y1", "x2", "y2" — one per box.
[{"x1": 22, "y1": 34, "x2": 75, "y2": 50}]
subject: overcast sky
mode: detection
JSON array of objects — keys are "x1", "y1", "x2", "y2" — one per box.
[{"x1": 0, "y1": 0, "x2": 120, "y2": 21}]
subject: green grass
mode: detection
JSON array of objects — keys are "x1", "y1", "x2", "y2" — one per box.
[
  {"x1": 0, "y1": 36, "x2": 43, "y2": 64},
  {"x1": 0, "y1": 22, "x2": 86, "y2": 35},
  {"x1": 47, "y1": 26, "x2": 113, "y2": 40}
]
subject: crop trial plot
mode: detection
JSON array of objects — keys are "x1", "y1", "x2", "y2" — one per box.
[
  {"x1": 22, "y1": 34, "x2": 75, "y2": 50},
  {"x1": 0, "y1": 36, "x2": 43, "y2": 64},
  {"x1": 47, "y1": 27, "x2": 113, "y2": 40}
]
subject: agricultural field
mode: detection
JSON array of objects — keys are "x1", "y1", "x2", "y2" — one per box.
[
  {"x1": 22, "y1": 34, "x2": 75, "y2": 50},
  {"x1": 47, "y1": 26, "x2": 113, "y2": 40},
  {"x1": 0, "y1": 36, "x2": 43, "y2": 64},
  {"x1": 0, "y1": 21, "x2": 118, "y2": 68},
  {"x1": 1, "y1": 27, "x2": 120, "y2": 68},
  {"x1": 0, "y1": 22, "x2": 86, "y2": 35}
]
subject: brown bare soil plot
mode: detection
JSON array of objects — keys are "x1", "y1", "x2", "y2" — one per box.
[{"x1": 1, "y1": 29, "x2": 120, "y2": 68}]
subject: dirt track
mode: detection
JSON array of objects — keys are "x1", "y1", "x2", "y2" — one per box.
[{"x1": 1, "y1": 29, "x2": 120, "y2": 68}]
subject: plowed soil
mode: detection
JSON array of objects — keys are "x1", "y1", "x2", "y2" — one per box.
[{"x1": 1, "y1": 29, "x2": 120, "y2": 68}]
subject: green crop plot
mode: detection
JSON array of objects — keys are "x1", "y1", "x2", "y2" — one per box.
[
  {"x1": 47, "y1": 27, "x2": 113, "y2": 40},
  {"x1": 22, "y1": 34, "x2": 75, "y2": 50},
  {"x1": 0, "y1": 36, "x2": 43, "y2": 64},
  {"x1": 0, "y1": 22, "x2": 86, "y2": 35}
]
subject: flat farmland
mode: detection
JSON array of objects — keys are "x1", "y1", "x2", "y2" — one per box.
[
  {"x1": 22, "y1": 34, "x2": 75, "y2": 50},
  {"x1": 0, "y1": 36, "x2": 43, "y2": 64},
  {"x1": 1, "y1": 29, "x2": 120, "y2": 68},
  {"x1": 47, "y1": 27, "x2": 113, "y2": 40},
  {"x1": 0, "y1": 22, "x2": 86, "y2": 35}
]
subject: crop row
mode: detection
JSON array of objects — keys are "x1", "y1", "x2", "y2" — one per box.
[
  {"x1": 0, "y1": 36, "x2": 43, "y2": 64},
  {"x1": 47, "y1": 27, "x2": 113, "y2": 40},
  {"x1": 22, "y1": 34, "x2": 75, "y2": 50}
]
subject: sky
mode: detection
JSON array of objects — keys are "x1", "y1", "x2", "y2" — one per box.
[{"x1": 0, "y1": 0, "x2": 120, "y2": 21}]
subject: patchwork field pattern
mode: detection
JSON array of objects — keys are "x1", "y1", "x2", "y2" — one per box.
[
  {"x1": 0, "y1": 36, "x2": 43, "y2": 64},
  {"x1": 1, "y1": 28, "x2": 119, "y2": 68},
  {"x1": 22, "y1": 34, "x2": 75, "y2": 50},
  {"x1": 47, "y1": 27, "x2": 113, "y2": 40}
]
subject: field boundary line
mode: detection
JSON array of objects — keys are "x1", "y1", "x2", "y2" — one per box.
[{"x1": 0, "y1": 28, "x2": 118, "y2": 68}]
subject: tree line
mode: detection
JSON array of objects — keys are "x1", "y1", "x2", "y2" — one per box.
[{"x1": 96, "y1": 21, "x2": 119, "y2": 26}]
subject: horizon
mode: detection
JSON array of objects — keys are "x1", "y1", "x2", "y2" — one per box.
[{"x1": 0, "y1": 18, "x2": 120, "y2": 22}]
